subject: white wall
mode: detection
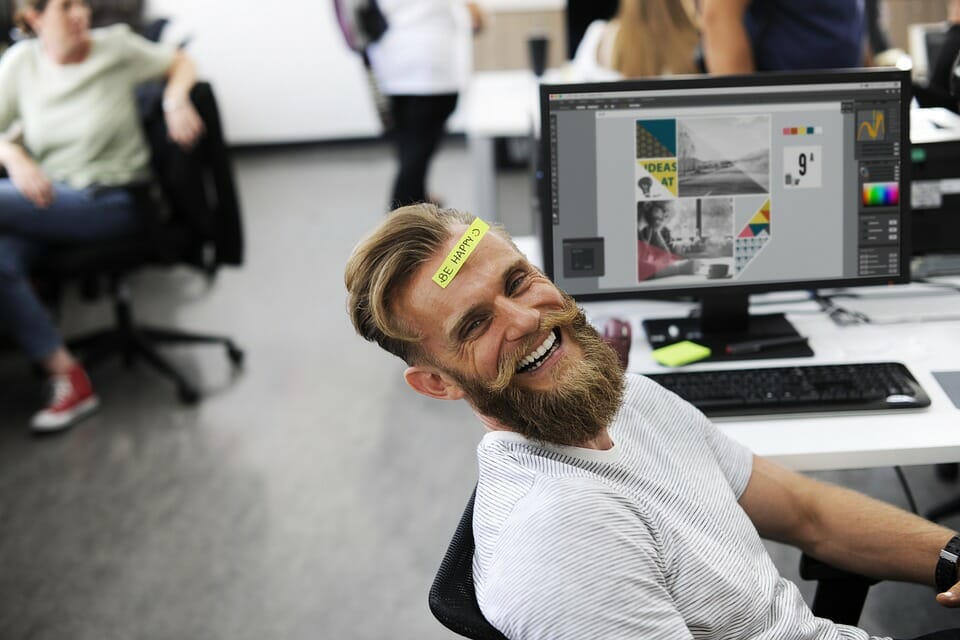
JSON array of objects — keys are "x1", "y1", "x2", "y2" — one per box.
[
  {"x1": 146, "y1": 0, "x2": 384, "y2": 144},
  {"x1": 144, "y1": 0, "x2": 563, "y2": 145}
]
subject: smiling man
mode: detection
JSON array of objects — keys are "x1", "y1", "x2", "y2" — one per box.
[{"x1": 345, "y1": 204, "x2": 960, "y2": 640}]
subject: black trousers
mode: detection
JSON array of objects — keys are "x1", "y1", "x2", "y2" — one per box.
[{"x1": 388, "y1": 93, "x2": 458, "y2": 209}]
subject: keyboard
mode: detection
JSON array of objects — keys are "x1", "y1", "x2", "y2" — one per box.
[{"x1": 645, "y1": 362, "x2": 931, "y2": 418}]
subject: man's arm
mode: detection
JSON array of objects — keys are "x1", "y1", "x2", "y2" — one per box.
[
  {"x1": 700, "y1": 0, "x2": 755, "y2": 74},
  {"x1": 739, "y1": 455, "x2": 960, "y2": 604}
]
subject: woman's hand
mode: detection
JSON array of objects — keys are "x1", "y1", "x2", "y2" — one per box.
[
  {"x1": 6, "y1": 149, "x2": 54, "y2": 208},
  {"x1": 164, "y1": 100, "x2": 205, "y2": 150}
]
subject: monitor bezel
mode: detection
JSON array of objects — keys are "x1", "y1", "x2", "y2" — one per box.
[{"x1": 538, "y1": 68, "x2": 913, "y2": 303}]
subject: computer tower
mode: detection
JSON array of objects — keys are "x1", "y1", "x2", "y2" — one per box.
[{"x1": 910, "y1": 108, "x2": 960, "y2": 261}]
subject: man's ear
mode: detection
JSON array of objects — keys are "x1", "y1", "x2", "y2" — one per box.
[{"x1": 404, "y1": 365, "x2": 466, "y2": 401}]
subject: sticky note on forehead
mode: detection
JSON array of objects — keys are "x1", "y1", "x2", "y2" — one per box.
[{"x1": 432, "y1": 217, "x2": 490, "y2": 288}]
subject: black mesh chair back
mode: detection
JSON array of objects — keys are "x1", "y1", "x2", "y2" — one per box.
[{"x1": 429, "y1": 488, "x2": 509, "y2": 640}]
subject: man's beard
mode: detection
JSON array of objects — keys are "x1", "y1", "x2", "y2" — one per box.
[{"x1": 447, "y1": 294, "x2": 626, "y2": 447}]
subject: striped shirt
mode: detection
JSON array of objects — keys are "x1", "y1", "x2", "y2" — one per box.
[{"x1": 473, "y1": 373, "x2": 885, "y2": 640}]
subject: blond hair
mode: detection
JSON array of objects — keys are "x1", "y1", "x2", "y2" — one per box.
[
  {"x1": 345, "y1": 203, "x2": 509, "y2": 365},
  {"x1": 611, "y1": 0, "x2": 700, "y2": 78}
]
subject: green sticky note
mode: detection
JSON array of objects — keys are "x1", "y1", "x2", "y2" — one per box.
[{"x1": 652, "y1": 341, "x2": 711, "y2": 367}]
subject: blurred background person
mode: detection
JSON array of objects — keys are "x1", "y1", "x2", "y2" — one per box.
[
  {"x1": 368, "y1": 0, "x2": 484, "y2": 209},
  {"x1": 571, "y1": 0, "x2": 701, "y2": 80},
  {"x1": 0, "y1": 0, "x2": 203, "y2": 432},
  {"x1": 918, "y1": 0, "x2": 960, "y2": 111},
  {"x1": 701, "y1": 0, "x2": 865, "y2": 73}
]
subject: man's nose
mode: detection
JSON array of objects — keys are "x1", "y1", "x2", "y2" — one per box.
[{"x1": 497, "y1": 296, "x2": 540, "y2": 342}]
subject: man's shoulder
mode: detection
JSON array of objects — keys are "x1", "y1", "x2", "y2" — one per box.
[
  {"x1": 479, "y1": 474, "x2": 642, "y2": 546},
  {"x1": 622, "y1": 372, "x2": 685, "y2": 413}
]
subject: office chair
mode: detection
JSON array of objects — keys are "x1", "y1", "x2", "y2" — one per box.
[
  {"x1": 32, "y1": 81, "x2": 244, "y2": 404},
  {"x1": 429, "y1": 487, "x2": 509, "y2": 640},
  {"x1": 430, "y1": 487, "x2": 879, "y2": 639}
]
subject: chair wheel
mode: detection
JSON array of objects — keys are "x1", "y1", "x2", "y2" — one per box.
[
  {"x1": 178, "y1": 385, "x2": 200, "y2": 405},
  {"x1": 227, "y1": 345, "x2": 244, "y2": 367}
]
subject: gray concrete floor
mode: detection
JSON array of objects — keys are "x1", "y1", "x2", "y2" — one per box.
[{"x1": 1, "y1": 137, "x2": 959, "y2": 639}]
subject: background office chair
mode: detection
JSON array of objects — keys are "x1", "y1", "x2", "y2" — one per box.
[
  {"x1": 32, "y1": 81, "x2": 244, "y2": 404},
  {"x1": 430, "y1": 487, "x2": 879, "y2": 639}
]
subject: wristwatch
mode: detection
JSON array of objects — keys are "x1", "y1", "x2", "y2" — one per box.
[{"x1": 935, "y1": 534, "x2": 960, "y2": 592}]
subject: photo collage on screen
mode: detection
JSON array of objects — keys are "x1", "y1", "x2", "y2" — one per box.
[{"x1": 634, "y1": 116, "x2": 772, "y2": 283}]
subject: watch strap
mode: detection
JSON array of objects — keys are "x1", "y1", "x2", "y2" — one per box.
[{"x1": 936, "y1": 534, "x2": 960, "y2": 592}]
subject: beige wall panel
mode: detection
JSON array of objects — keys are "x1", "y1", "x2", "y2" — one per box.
[
  {"x1": 883, "y1": 0, "x2": 948, "y2": 50},
  {"x1": 472, "y1": 9, "x2": 567, "y2": 71}
]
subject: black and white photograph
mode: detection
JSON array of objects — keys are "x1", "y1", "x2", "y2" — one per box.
[
  {"x1": 670, "y1": 197, "x2": 735, "y2": 260},
  {"x1": 678, "y1": 115, "x2": 771, "y2": 197},
  {"x1": 636, "y1": 197, "x2": 734, "y2": 281}
]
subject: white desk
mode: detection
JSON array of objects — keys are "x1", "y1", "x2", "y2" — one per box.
[
  {"x1": 463, "y1": 70, "x2": 544, "y2": 220},
  {"x1": 585, "y1": 286, "x2": 960, "y2": 472},
  {"x1": 511, "y1": 237, "x2": 960, "y2": 472}
]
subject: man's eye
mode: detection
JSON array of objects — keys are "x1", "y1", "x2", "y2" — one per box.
[
  {"x1": 463, "y1": 317, "x2": 486, "y2": 338},
  {"x1": 508, "y1": 273, "x2": 528, "y2": 295}
]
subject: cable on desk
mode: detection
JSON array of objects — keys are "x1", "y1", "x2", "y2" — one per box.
[
  {"x1": 809, "y1": 291, "x2": 871, "y2": 326},
  {"x1": 894, "y1": 466, "x2": 919, "y2": 515}
]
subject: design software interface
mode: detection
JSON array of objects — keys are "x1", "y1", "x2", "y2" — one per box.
[{"x1": 543, "y1": 75, "x2": 906, "y2": 299}]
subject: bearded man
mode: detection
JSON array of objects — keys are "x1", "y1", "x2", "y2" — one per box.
[{"x1": 345, "y1": 204, "x2": 960, "y2": 640}]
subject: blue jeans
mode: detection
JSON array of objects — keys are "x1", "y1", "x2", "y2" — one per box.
[{"x1": 0, "y1": 180, "x2": 146, "y2": 362}]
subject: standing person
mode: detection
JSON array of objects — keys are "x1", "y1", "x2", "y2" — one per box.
[
  {"x1": 701, "y1": 0, "x2": 866, "y2": 73},
  {"x1": 0, "y1": 0, "x2": 204, "y2": 432},
  {"x1": 367, "y1": 0, "x2": 483, "y2": 209},
  {"x1": 571, "y1": 0, "x2": 700, "y2": 80},
  {"x1": 346, "y1": 203, "x2": 960, "y2": 639}
]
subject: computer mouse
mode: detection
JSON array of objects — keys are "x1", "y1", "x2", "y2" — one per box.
[{"x1": 602, "y1": 317, "x2": 632, "y2": 370}]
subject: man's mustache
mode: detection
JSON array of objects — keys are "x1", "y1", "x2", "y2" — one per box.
[{"x1": 489, "y1": 300, "x2": 582, "y2": 392}]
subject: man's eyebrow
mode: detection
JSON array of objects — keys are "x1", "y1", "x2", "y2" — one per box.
[{"x1": 446, "y1": 257, "x2": 528, "y2": 345}]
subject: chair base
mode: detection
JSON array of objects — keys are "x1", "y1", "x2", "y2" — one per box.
[{"x1": 67, "y1": 292, "x2": 243, "y2": 405}]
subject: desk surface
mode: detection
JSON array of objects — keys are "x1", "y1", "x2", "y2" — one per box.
[{"x1": 513, "y1": 236, "x2": 960, "y2": 472}]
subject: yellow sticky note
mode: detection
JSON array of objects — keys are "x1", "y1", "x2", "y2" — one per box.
[
  {"x1": 432, "y1": 217, "x2": 490, "y2": 288},
  {"x1": 652, "y1": 341, "x2": 711, "y2": 367}
]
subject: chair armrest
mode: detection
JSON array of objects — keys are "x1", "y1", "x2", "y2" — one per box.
[{"x1": 799, "y1": 552, "x2": 878, "y2": 626}]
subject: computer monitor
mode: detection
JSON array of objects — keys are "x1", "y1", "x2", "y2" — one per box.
[
  {"x1": 539, "y1": 69, "x2": 911, "y2": 361},
  {"x1": 911, "y1": 108, "x2": 960, "y2": 260}
]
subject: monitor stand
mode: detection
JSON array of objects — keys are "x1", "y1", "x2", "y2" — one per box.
[{"x1": 642, "y1": 293, "x2": 814, "y2": 362}]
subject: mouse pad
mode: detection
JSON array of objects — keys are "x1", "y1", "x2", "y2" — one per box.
[{"x1": 933, "y1": 371, "x2": 960, "y2": 410}]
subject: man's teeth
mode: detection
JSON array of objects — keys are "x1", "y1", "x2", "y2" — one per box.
[{"x1": 516, "y1": 330, "x2": 559, "y2": 373}]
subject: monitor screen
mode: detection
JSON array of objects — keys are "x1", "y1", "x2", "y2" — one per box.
[
  {"x1": 539, "y1": 70, "x2": 911, "y2": 359},
  {"x1": 910, "y1": 108, "x2": 960, "y2": 259}
]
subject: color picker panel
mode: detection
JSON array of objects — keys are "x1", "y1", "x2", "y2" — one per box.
[{"x1": 861, "y1": 182, "x2": 899, "y2": 207}]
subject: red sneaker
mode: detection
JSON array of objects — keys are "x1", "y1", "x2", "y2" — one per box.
[{"x1": 30, "y1": 365, "x2": 100, "y2": 432}]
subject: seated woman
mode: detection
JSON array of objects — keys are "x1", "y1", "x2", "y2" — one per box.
[
  {"x1": 637, "y1": 200, "x2": 693, "y2": 281},
  {"x1": 571, "y1": 0, "x2": 700, "y2": 80},
  {"x1": 0, "y1": 0, "x2": 204, "y2": 432}
]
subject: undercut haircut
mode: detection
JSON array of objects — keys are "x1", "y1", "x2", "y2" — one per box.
[{"x1": 344, "y1": 203, "x2": 511, "y2": 365}]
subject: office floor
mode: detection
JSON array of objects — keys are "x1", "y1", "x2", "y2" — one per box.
[{"x1": 1, "y1": 137, "x2": 959, "y2": 639}]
